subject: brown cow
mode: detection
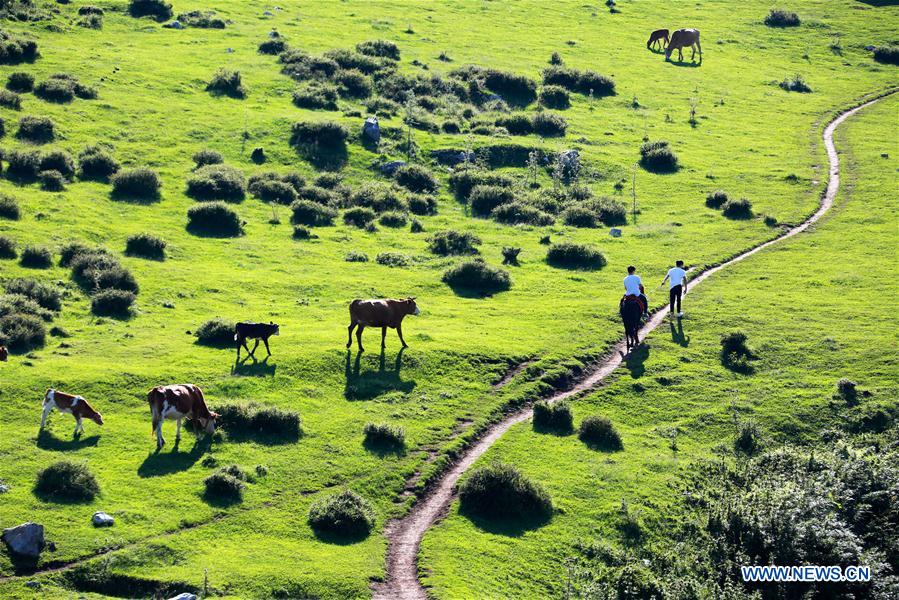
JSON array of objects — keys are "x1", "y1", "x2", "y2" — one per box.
[
  {"x1": 41, "y1": 389, "x2": 104, "y2": 436},
  {"x1": 148, "y1": 384, "x2": 219, "y2": 450},
  {"x1": 647, "y1": 28, "x2": 669, "y2": 51},
  {"x1": 346, "y1": 297, "x2": 420, "y2": 352},
  {"x1": 666, "y1": 28, "x2": 702, "y2": 62},
  {"x1": 0, "y1": 345, "x2": 7, "y2": 362}
]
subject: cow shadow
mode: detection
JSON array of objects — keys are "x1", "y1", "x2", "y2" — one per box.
[
  {"x1": 343, "y1": 348, "x2": 416, "y2": 401},
  {"x1": 623, "y1": 344, "x2": 650, "y2": 379},
  {"x1": 231, "y1": 355, "x2": 277, "y2": 377},
  {"x1": 666, "y1": 58, "x2": 702, "y2": 68},
  {"x1": 670, "y1": 320, "x2": 690, "y2": 347},
  {"x1": 137, "y1": 437, "x2": 210, "y2": 478},
  {"x1": 36, "y1": 429, "x2": 100, "y2": 451}
]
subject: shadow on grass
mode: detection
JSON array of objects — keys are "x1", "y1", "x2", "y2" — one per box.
[
  {"x1": 666, "y1": 58, "x2": 702, "y2": 68},
  {"x1": 221, "y1": 425, "x2": 300, "y2": 446},
  {"x1": 137, "y1": 437, "x2": 209, "y2": 478},
  {"x1": 202, "y1": 489, "x2": 243, "y2": 508},
  {"x1": 109, "y1": 190, "x2": 161, "y2": 205},
  {"x1": 532, "y1": 423, "x2": 574, "y2": 436},
  {"x1": 344, "y1": 348, "x2": 415, "y2": 400},
  {"x1": 460, "y1": 508, "x2": 552, "y2": 537},
  {"x1": 361, "y1": 438, "x2": 406, "y2": 457},
  {"x1": 624, "y1": 343, "x2": 649, "y2": 378},
  {"x1": 36, "y1": 429, "x2": 100, "y2": 451},
  {"x1": 310, "y1": 526, "x2": 371, "y2": 545},
  {"x1": 670, "y1": 320, "x2": 690, "y2": 347},
  {"x1": 231, "y1": 355, "x2": 277, "y2": 377}
]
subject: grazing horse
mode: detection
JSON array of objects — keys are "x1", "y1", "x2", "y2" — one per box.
[
  {"x1": 620, "y1": 296, "x2": 643, "y2": 352},
  {"x1": 647, "y1": 29, "x2": 669, "y2": 51},
  {"x1": 666, "y1": 28, "x2": 702, "y2": 62}
]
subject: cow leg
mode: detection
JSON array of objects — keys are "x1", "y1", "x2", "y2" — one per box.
[
  {"x1": 356, "y1": 325, "x2": 366, "y2": 352},
  {"x1": 74, "y1": 417, "x2": 83, "y2": 437},
  {"x1": 381, "y1": 327, "x2": 387, "y2": 349},
  {"x1": 40, "y1": 403, "x2": 53, "y2": 429},
  {"x1": 236, "y1": 336, "x2": 242, "y2": 360},
  {"x1": 156, "y1": 420, "x2": 165, "y2": 449},
  {"x1": 175, "y1": 418, "x2": 182, "y2": 442},
  {"x1": 678, "y1": 47, "x2": 684, "y2": 61},
  {"x1": 397, "y1": 324, "x2": 408, "y2": 348},
  {"x1": 249, "y1": 339, "x2": 259, "y2": 358},
  {"x1": 696, "y1": 40, "x2": 702, "y2": 59},
  {"x1": 347, "y1": 323, "x2": 356, "y2": 348},
  {"x1": 263, "y1": 337, "x2": 271, "y2": 357}
]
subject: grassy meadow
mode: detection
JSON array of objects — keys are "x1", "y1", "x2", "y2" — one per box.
[{"x1": 0, "y1": 0, "x2": 895, "y2": 597}]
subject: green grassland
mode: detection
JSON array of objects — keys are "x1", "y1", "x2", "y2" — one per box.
[
  {"x1": 0, "y1": 0, "x2": 895, "y2": 597},
  {"x1": 419, "y1": 91, "x2": 899, "y2": 598}
]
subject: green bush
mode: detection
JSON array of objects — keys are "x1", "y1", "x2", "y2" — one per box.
[
  {"x1": 836, "y1": 378, "x2": 858, "y2": 403},
  {"x1": 427, "y1": 230, "x2": 481, "y2": 255},
  {"x1": 0, "y1": 235, "x2": 16, "y2": 259},
  {"x1": 375, "y1": 252, "x2": 409, "y2": 267},
  {"x1": 290, "y1": 120, "x2": 348, "y2": 150},
  {"x1": 128, "y1": 0, "x2": 172, "y2": 21},
  {"x1": 349, "y1": 183, "x2": 407, "y2": 212},
  {"x1": 443, "y1": 259, "x2": 511, "y2": 294},
  {"x1": 363, "y1": 422, "x2": 405, "y2": 450},
  {"x1": 58, "y1": 243, "x2": 101, "y2": 268},
  {"x1": 394, "y1": 163, "x2": 438, "y2": 194},
  {"x1": 90, "y1": 289, "x2": 135, "y2": 317},
  {"x1": 251, "y1": 179, "x2": 297, "y2": 205},
  {"x1": 325, "y1": 49, "x2": 384, "y2": 74},
  {"x1": 720, "y1": 331, "x2": 755, "y2": 373},
  {"x1": 292, "y1": 81, "x2": 339, "y2": 110},
  {"x1": 187, "y1": 202, "x2": 243, "y2": 236},
  {"x1": 206, "y1": 69, "x2": 246, "y2": 99},
  {"x1": 40, "y1": 150, "x2": 76, "y2": 180},
  {"x1": 538, "y1": 85, "x2": 570, "y2": 109},
  {"x1": 779, "y1": 74, "x2": 811, "y2": 93},
  {"x1": 0, "y1": 294, "x2": 53, "y2": 322},
  {"x1": 872, "y1": 45, "x2": 899, "y2": 65},
  {"x1": 449, "y1": 169, "x2": 513, "y2": 202},
  {"x1": 356, "y1": 39, "x2": 400, "y2": 60},
  {"x1": 19, "y1": 245, "x2": 52, "y2": 268},
  {"x1": 216, "y1": 402, "x2": 301, "y2": 440},
  {"x1": 343, "y1": 206, "x2": 376, "y2": 228},
  {"x1": 186, "y1": 164, "x2": 246, "y2": 202},
  {"x1": 258, "y1": 37, "x2": 287, "y2": 55},
  {"x1": 308, "y1": 489, "x2": 376, "y2": 538},
  {"x1": 203, "y1": 470, "x2": 244, "y2": 503},
  {"x1": 0, "y1": 88, "x2": 21, "y2": 110},
  {"x1": 459, "y1": 462, "x2": 552, "y2": 520},
  {"x1": 378, "y1": 211, "x2": 407, "y2": 227},
  {"x1": 194, "y1": 318, "x2": 235, "y2": 347},
  {"x1": 546, "y1": 242, "x2": 606, "y2": 270},
  {"x1": 5, "y1": 148, "x2": 41, "y2": 179},
  {"x1": 0, "y1": 312, "x2": 46, "y2": 351},
  {"x1": 495, "y1": 114, "x2": 533, "y2": 135},
  {"x1": 470, "y1": 185, "x2": 515, "y2": 216},
  {"x1": 491, "y1": 201, "x2": 554, "y2": 226},
  {"x1": 125, "y1": 233, "x2": 166, "y2": 260},
  {"x1": 542, "y1": 66, "x2": 615, "y2": 96},
  {"x1": 290, "y1": 200, "x2": 337, "y2": 227},
  {"x1": 78, "y1": 145, "x2": 119, "y2": 180},
  {"x1": 111, "y1": 168, "x2": 161, "y2": 200},
  {"x1": 533, "y1": 400, "x2": 573, "y2": 433},
  {"x1": 734, "y1": 420, "x2": 763, "y2": 455},
  {"x1": 39, "y1": 170, "x2": 65, "y2": 191},
  {"x1": 297, "y1": 186, "x2": 339, "y2": 206},
  {"x1": 335, "y1": 69, "x2": 373, "y2": 99},
  {"x1": 35, "y1": 77, "x2": 75, "y2": 103},
  {"x1": 532, "y1": 111, "x2": 567, "y2": 137},
  {"x1": 344, "y1": 250, "x2": 368, "y2": 262},
  {"x1": 177, "y1": 10, "x2": 226, "y2": 28},
  {"x1": 578, "y1": 415, "x2": 623, "y2": 451},
  {"x1": 722, "y1": 198, "x2": 753, "y2": 219},
  {"x1": 705, "y1": 189, "x2": 728, "y2": 209},
  {"x1": 5, "y1": 278, "x2": 61, "y2": 311},
  {"x1": 6, "y1": 71, "x2": 33, "y2": 93},
  {"x1": 0, "y1": 31, "x2": 38, "y2": 65},
  {"x1": 0, "y1": 194, "x2": 18, "y2": 220},
  {"x1": 192, "y1": 149, "x2": 223, "y2": 167},
  {"x1": 639, "y1": 140, "x2": 679, "y2": 172},
  {"x1": 764, "y1": 8, "x2": 800, "y2": 27},
  {"x1": 34, "y1": 461, "x2": 99, "y2": 502},
  {"x1": 407, "y1": 194, "x2": 437, "y2": 215},
  {"x1": 16, "y1": 115, "x2": 55, "y2": 143}
]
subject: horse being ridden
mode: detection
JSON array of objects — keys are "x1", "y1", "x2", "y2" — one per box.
[{"x1": 621, "y1": 297, "x2": 643, "y2": 351}]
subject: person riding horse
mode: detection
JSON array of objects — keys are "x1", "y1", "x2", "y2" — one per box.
[{"x1": 620, "y1": 265, "x2": 649, "y2": 319}]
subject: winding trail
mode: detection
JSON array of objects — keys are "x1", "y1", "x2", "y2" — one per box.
[{"x1": 372, "y1": 91, "x2": 896, "y2": 600}]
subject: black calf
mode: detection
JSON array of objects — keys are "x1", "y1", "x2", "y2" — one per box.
[{"x1": 235, "y1": 321, "x2": 280, "y2": 360}]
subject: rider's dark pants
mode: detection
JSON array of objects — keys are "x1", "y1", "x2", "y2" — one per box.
[{"x1": 669, "y1": 285, "x2": 682, "y2": 313}]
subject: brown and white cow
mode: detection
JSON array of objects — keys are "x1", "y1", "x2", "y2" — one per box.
[
  {"x1": 41, "y1": 389, "x2": 104, "y2": 436},
  {"x1": 0, "y1": 346, "x2": 7, "y2": 362},
  {"x1": 346, "y1": 297, "x2": 420, "y2": 352},
  {"x1": 148, "y1": 384, "x2": 219, "y2": 450}
]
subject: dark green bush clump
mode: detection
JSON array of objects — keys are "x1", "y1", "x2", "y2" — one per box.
[
  {"x1": 206, "y1": 69, "x2": 246, "y2": 99},
  {"x1": 639, "y1": 140, "x2": 679, "y2": 172},
  {"x1": 495, "y1": 114, "x2": 533, "y2": 135},
  {"x1": 0, "y1": 194, "x2": 20, "y2": 220},
  {"x1": 203, "y1": 470, "x2": 245, "y2": 503},
  {"x1": 297, "y1": 186, "x2": 339, "y2": 206},
  {"x1": 6, "y1": 72, "x2": 33, "y2": 93},
  {"x1": 0, "y1": 294, "x2": 52, "y2": 322},
  {"x1": 16, "y1": 115, "x2": 54, "y2": 143},
  {"x1": 5, "y1": 149, "x2": 40, "y2": 179},
  {"x1": 90, "y1": 289, "x2": 135, "y2": 317},
  {"x1": 40, "y1": 150, "x2": 75, "y2": 180},
  {"x1": 0, "y1": 89, "x2": 21, "y2": 110},
  {"x1": 20, "y1": 245, "x2": 51, "y2": 268},
  {"x1": 375, "y1": 252, "x2": 409, "y2": 267},
  {"x1": 192, "y1": 149, "x2": 223, "y2": 168},
  {"x1": 734, "y1": 420, "x2": 762, "y2": 455},
  {"x1": 335, "y1": 69, "x2": 372, "y2": 99},
  {"x1": 58, "y1": 242, "x2": 100, "y2": 268},
  {"x1": 538, "y1": 85, "x2": 570, "y2": 109},
  {"x1": 0, "y1": 312, "x2": 45, "y2": 351},
  {"x1": 533, "y1": 400, "x2": 573, "y2": 433},
  {"x1": 186, "y1": 164, "x2": 246, "y2": 202},
  {"x1": 216, "y1": 402, "x2": 301, "y2": 440},
  {"x1": 78, "y1": 145, "x2": 119, "y2": 180},
  {"x1": 427, "y1": 230, "x2": 481, "y2": 255},
  {"x1": 39, "y1": 170, "x2": 65, "y2": 191},
  {"x1": 344, "y1": 250, "x2": 368, "y2": 262},
  {"x1": 128, "y1": 0, "x2": 173, "y2": 21},
  {"x1": 491, "y1": 201, "x2": 554, "y2": 226},
  {"x1": 459, "y1": 462, "x2": 552, "y2": 521},
  {"x1": 532, "y1": 111, "x2": 567, "y2": 137},
  {"x1": 764, "y1": 8, "x2": 800, "y2": 27},
  {"x1": 77, "y1": 14, "x2": 103, "y2": 29},
  {"x1": 177, "y1": 10, "x2": 226, "y2": 29},
  {"x1": 722, "y1": 198, "x2": 753, "y2": 219},
  {"x1": 258, "y1": 37, "x2": 287, "y2": 55},
  {"x1": 0, "y1": 31, "x2": 39, "y2": 65},
  {"x1": 195, "y1": 318, "x2": 235, "y2": 347},
  {"x1": 470, "y1": 185, "x2": 515, "y2": 216},
  {"x1": 343, "y1": 206, "x2": 376, "y2": 228},
  {"x1": 356, "y1": 39, "x2": 400, "y2": 60},
  {"x1": 579, "y1": 415, "x2": 623, "y2": 451},
  {"x1": 443, "y1": 259, "x2": 511, "y2": 294},
  {"x1": 779, "y1": 74, "x2": 811, "y2": 93},
  {"x1": 363, "y1": 422, "x2": 405, "y2": 450},
  {"x1": 325, "y1": 49, "x2": 385, "y2": 74},
  {"x1": 290, "y1": 200, "x2": 337, "y2": 227},
  {"x1": 5, "y1": 278, "x2": 61, "y2": 310},
  {"x1": 0, "y1": 235, "x2": 16, "y2": 259},
  {"x1": 836, "y1": 378, "x2": 858, "y2": 403},
  {"x1": 125, "y1": 233, "x2": 166, "y2": 260},
  {"x1": 543, "y1": 66, "x2": 615, "y2": 96},
  {"x1": 35, "y1": 77, "x2": 74, "y2": 103},
  {"x1": 349, "y1": 184, "x2": 407, "y2": 212},
  {"x1": 720, "y1": 331, "x2": 755, "y2": 373},
  {"x1": 111, "y1": 168, "x2": 161, "y2": 200},
  {"x1": 547, "y1": 242, "x2": 606, "y2": 270},
  {"x1": 705, "y1": 190, "x2": 728, "y2": 209},
  {"x1": 35, "y1": 461, "x2": 99, "y2": 501},
  {"x1": 378, "y1": 211, "x2": 407, "y2": 228},
  {"x1": 394, "y1": 163, "x2": 438, "y2": 194},
  {"x1": 187, "y1": 202, "x2": 243, "y2": 237},
  {"x1": 292, "y1": 81, "x2": 339, "y2": 110},
  {"x1": 449, "y1": 169, "x2": 513, "y2": 202},
  {"x1": 872, "y1": 45, "x2": 899, "y2": 65},
  {"x1": 70, "y1": 252, "x2": 138, "y2": 294},
  {"x1": 290, "y1": 120, "x2": 348, "y2": 150},
  {"x1": 252, "y1": 179, "x2": 297, "y2": 205},
  {"x1": 308, "y1": 489, "x2": 376, "y2": 538}
]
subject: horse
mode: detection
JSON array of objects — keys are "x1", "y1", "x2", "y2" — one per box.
[
  {"x1": 665, "y1": 28, "x2": 702, "y2": 62},
  {"x1": 621, "y1": 296, "x2": 643, "y2": 352},
  {"x1": 647, "y1": 29, "x2": 669, "y2": 51}
]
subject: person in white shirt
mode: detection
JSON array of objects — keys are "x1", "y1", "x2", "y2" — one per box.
[
  {"x1": 661, "y1": 260, "x2": 688, "y2": 318},
  {"x1": 621, "y1": 265, "x2": 648, "y2": 318}
]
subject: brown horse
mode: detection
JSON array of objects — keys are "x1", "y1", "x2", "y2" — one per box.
[
  {"x1": 666, "y1": 28, "x2": 702, "y2": 62},
  {"x1": 647, "y1": 29, "x2": 669, "y2": 51},
  {"x1": 620, "y1": 297, "x2": 643, "y2": 352}
]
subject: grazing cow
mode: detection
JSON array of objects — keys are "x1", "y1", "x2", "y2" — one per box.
[
  {"x1": 235, "y1": 321, "x2": 280, "y2": 360},
  {"x1": 647, "y1": 28, "x2": 670, "y2": 51},
  {"x1": 41, "y1": 389, "x2": 104, "y2": 436},
  {"x1": 347, "y1": 298, "x2": 420, "y2": 352},
  {"x1": 666, "y1": 28, "x2": 702, "y2": 62},
  {"x1": 148, "y1": 384, "x2": 218, "y2": 450},
  {"x1": 0, "y1": 345, "x2": 7, "y2": 362}
]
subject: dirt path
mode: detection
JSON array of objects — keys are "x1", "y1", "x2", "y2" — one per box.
[{"x1": 371, "y1": 91, "x2": 896, "y2": 600}]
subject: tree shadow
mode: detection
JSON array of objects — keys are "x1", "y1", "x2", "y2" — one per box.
[
  {"x1": 231, "y1": 355, "x2": 277, "y2": 377},
  {"x1": 623, "y1": 344, "x2": 649, "y2": 378},
  {"x1": 669, "y1": 320, "x2": 690, "y2": 347},
  {"x1": 460, "y1": 508, "x2": 552, "y2": 537},
  {"x1": 343, "y1": 348, "x2": 416, "y2": 400},
  {"x1": 36, "y1": 429, "x2": 100, "y2": 451},
  {"x1": 137, "y1": 437, "x2": 210, "y2": 478}
]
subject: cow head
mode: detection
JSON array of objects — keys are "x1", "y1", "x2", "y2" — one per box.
[
  {"x1": 198, "y1": 411, "x2": 219, "y2": 435},
  {"x1": 270, "y1": 321, "x2": 280, "y2": 336},
  {"x1": 404, "y1": 297, "x2": 420, "y2": 316},
  {"x1": 91, "y1": 411, "x2": 105, "y2": 426}
]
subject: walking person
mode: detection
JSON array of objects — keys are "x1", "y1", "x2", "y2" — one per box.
[{"x1": 660, "y1": 260, "x2": 688, "y2": 318}]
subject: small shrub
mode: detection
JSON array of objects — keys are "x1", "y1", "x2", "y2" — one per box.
[
  {"x1": 290, "y1": 120, "x2": 348, "y2": 150},
  {"x1": 495, "y1": 114, "x2": 533, "y2": 135},
  {"x1": 19, "y1": 245, "x2": 52, "y2": 268},
  {"x1": 290, "y1": 200, "x2": 337, "y2": 227},
  {"x1": 872, "y1": 45, "x2": 899, "y2": 65},
  {"x1": 186, "y1": 164, "x2": 246, "y2": 202},
  {"x1": 491, "y1": 201, "x2": 554, "y2": 226},
  {"x1": 349, "y1": 183, "x2": 407, "y2": 212},
  {"x1": 0, "y1": 89, "x2": 20, "y2": 110},
  {"x1": 187, "y1": 202, "x2": 243, "y2": 236},
  {"x1": 78, "y1": 145, "x2": 119, "y2": 180},
  {"x1": 5, "y1": 278, "x2": 61, "y2": 310},
  {"x1": 40, "y1": 150, "x2": 76, "y2": 180},
  {"x1": 639, "y1": 140, "x2": 678, "y2": 172},
  {"x1": 546, "y1": 242, "x2": 606, "y2": 270},
  {"x1": 77, "y1": 14, "x2": 103, "y2": 29},
  {"x1": 470, "y1": 185, "x2": 515, "y2": 216},
  {"x1": 363, "y1": 422, "x2": 405, "y2": 450},
  {"x1": 532, "y1": 111, "x2": 567, "y2": 137},
  {"x1": 58, "y1": 243, "x2": 99, "y2": 268},
  {"x1": 442, "y1": 259, "x2": 511, "y2": 294},
  {"x1": 34, "y1": 461, "x2": 98, "y2": 501},
  {"x1": 177, "y1": 9, "x2": 226, "y2": 29},
  {"x1": 308, "y1": 489, "x2": 375, "y2": 538},
  {"x1": 259, "y1": 38, "x2": 287, "y2": 55},
  {"x1": 203, "y1": 470, "x2": 244, "y2": 503},
  {"x1": 297, "y1": 186, "x2": 339, "y2": 206},
  {"x1": 16, "y1": 115, "x2": 55, "y2": 143},
  {"x1": 0, "y1": 236, "x2": 16, "y2": 259},
  {"x1": 0, "y1": 32, "x2": 38, "y2": 65},
  {"x1": 197, "y1": 318, "x2": 240, "y2": 347},
  {"x1": 73, "y1": 82, "x2": 98, "y2": 100},
  {"x1": 410, "y1": 218, "x2": 424, "y2": 233},
  {"x1": 764, "y1": 8, "x2": 800, "y2": 27},
  {"x1": 722, "y1": 197, "x2": 753, "y2": 219},
  {"x1": 375, "y1": 252, "x2": 409, "y2": 267},
  {"x1": 0, "y1": 195, "x2": 19, "y2": 220},
  {"x1": 449, "y1": 169, "x2": 513, "y2": 202},
  {"x1": 779, "y1": 74, "x2": 811, "y2": 93},
  {"x1": 35, "y1": 77, "x2": 75, "y2": 103},
  {"x1": 128, "y1": 0, "x2": 173, "y2": 21},
  {"x1": 344, "y1": 250, "x2": 368, "y2": 262},
  {"x1": 292, "y1": 81, "x2": 339, "y2": 110},
  {"x1": 532, "y1": 400, "x2": 573, "y2": 433},
  {"x1": 441, "y1": 120, "x2": 461, "y2": 134},
  {"x1": 6, "y1": 72, "x2": 33, "y2": 93},
  {"x1": 314, "y1": 173, "x2": 342, "y2": 189},
  {"x1": 192, "y1": 149, "x2": 223, "y2": 168},
  {"x1": 5, "y1": 149, "x2": 41, "y2": 179},
  {"x1": 394, "y1": 163, "x2": 438, "y2": 194},
  {"x1": 356, "y1": 39, "x2": 400, "y2": 60},
  {"x1": 459, "y1": 462, "x2": 552, "y2": 521},
  {"x1": 734, "y1": 420, "x2": 763, "y2": 455},
  {"x1": 0, "y1": 294, "x2": 52, "y2": 321},
  {"x1": 90, "y1": 289, "x2": 136, "y2": 317},
  {"x1": 250, "y1": 147, "x2": 266, "y2": 163},
  {"x1": 407, "y1": 194, "x2": 437, "y2": 215},
  {"x1": 111, "y1": 168, "x2": 161, "y2": 200},
  {"x1": 579, "y1": 415, "x2": 622, "y2": 451},
  {"x1": 206, "y1": 69, "x2": 246, "y2": 99},
  {"x1": 561, "y1": 205, "x2": 598, "y2": 227},
  {"x1": 542, "y1": 66, "x2": 615, "y2": 96},
  {"x1": 335, "y1": 69, "x2": 373, "y2": 99},
  {"x1": 292, "y1": 226, "x2": 313, "y2": 240},
  {"x1": 763, "y1": 215, "x2": 778, "y2": 227},
  {"x1": 378, "y1": 211, "x2": 407, "y2": 228},
  {"x1": 705, "y1": 189, "x2": 728, "y2": 209},
  {"x1": 538, "y1": 85, "x2": 570, "y2": 109},
  {"x1": 427, "y1": 230, "x2": 481, "y2": 255},
  {"x1": 0, "y1": 312, "x2": 46, "y2": 351},
  {"x1": 215, "y1": 402, "x2": 301, "y2": 440},
  {"x1": 343, "y1": 206, "x2": 376, "y2": 228},
  {"x1": 39, "y1": 170, "x2": 66, "y2": 191},
  {"x1": 721, "y1": 331, "x2": 755, "y2": 373},
  {"x1": 125, "y1": 233, "x2": 166, "y2": 260},
  {"x1": 252, "y1": 179, "x2": 297, "y2": 205},
  {"x1": 836, "y1": 378, "x2": 858, "y2": 403},
  {"x1": 501, "y1": 246, "x2": 520, "y2": 265}
]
